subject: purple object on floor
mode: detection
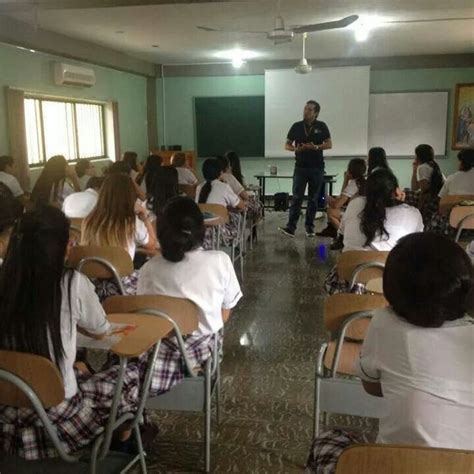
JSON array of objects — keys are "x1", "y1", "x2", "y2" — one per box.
[{"x1": 317, "y1": 244, "x2": 328, "y2": 261}]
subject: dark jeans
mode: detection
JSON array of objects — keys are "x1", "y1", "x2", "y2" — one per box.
[{"x1": 287, "y1": 166, "x2": 324, "y2": 232}]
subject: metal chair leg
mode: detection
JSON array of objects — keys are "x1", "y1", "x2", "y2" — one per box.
[
  {"x1": 205, "y1": 361, "x2": 212, "y2": 473},
  {"x1": 215, "y1": 357, "x2": 221, "y2": 426},
  {"x1": 134, "y1": 425, "x2": 148, "y2": 474}
]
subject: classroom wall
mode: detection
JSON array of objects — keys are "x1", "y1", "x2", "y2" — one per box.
[
  {"x1": 157, "y1": 67, "x2": 474, "y2": 193},
  {"x1": 0, "y1": 42, "x2": 149, "y2": 188}
]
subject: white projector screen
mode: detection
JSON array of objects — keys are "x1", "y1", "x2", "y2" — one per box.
[
  {"x1": 368, "y1": 92, "x2": 448, "y2": 156},
  {"x1": 265, "y1": 66, "x2": 370, "y2": 157}
]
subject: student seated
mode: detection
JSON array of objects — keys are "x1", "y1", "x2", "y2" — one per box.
[
  {"x1": 438, "y1": 149, "x2": 474, "y2": 197},
  {"x1": 81, "y1": 174, "x2": 157, "y2": 299},
  {"x1": 196, "y1": 158, "x2": 245, "y2": 248},
  {"x1": 122, "y1": 151, "x2": 143, "y2": 183},
  {"x1": 62, "y1": 176, "x2": 104, "y2": 219},
  {"x1": 409, "y1": 144, "x2": 445, "y2": 222},
  {"x1": 216, "y1": 155, "x2": 249, "y2": 200},
  {"x1": 0, "y1": 206, "x2": 139, "y2": 460},
  {"x1": 0, "y1": 195, "x2": 23, "y2": 263},
  {"x1": 145, "y1": 166, "x2": 179, "y2": 218},
  {"x1": 171, "y1": 152, "x2": 197, "y2": 186},
  {"x1": 137, "y1": 197, "x2": 242, "y2": 395},
  {"x1": 196, "y1": 158, "x2": 244, "y2": 210},
  {"x1": 307, "y1": 233, "x2": 474, "y2": 473},
  {"x1": 224, "y1": 150, "x2": 246, "y2": 187},
  {"x1": 0, "y1": 155, "x2": 25, "y2": 201},
  {"x1": 367, "y1": 147, "x2": 390, "y2": 175},
  {"x1": 137, "y1": 154, "x2": 163, "y2": 196},
  {"x1": 317, "y1": 158, "x2": 367, "y2": 242},
  {"x1": 31, "y1": 155, "x2": 80, "y2": 208},
  {"x1": 75, "y1": 158, "x2": 96, "y2": 191},
  {"x1": 325, "y1": 169, "x2": 423, "y2": 295}
]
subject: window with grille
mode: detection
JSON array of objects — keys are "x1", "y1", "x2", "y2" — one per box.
[{"x1": 24, "y1": 97, "x2": 106, "y2": 166}]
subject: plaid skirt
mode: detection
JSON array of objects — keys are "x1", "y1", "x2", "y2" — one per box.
[
  {"x1": 305, "y1": 429, "x2": 364, "y2": 474},
  {"x1": 91, "y1": 270, "x2": 139, "y2": 303},
  {"x1": 324, "y1": 266, "x2": 366, "y2": 296},
  {"x1": 203, "y1": 213, "x2": 240, "y2": 250},
  {"x1": 246, "y1": 194, "x2": 263, "y2": 221},
  {"x1": 0, "y1": 364, "x2": 140, "y2": 460},
  {"x1": 136, "y1": 332, "x2": 218, "y2": 397},
  {"x1": 404, "y1": 189, "x2": 439, "y2": 225}
]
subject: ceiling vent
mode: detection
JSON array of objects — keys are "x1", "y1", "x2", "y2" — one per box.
[{"x1": 54, "y1": 62, "x2": 96, "y2": 87}]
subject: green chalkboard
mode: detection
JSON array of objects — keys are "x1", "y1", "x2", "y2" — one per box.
[{"x1": 194, "y1": 96, "x2": 264, "y2": 157}]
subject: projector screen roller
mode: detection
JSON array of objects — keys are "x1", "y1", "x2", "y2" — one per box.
[{"x1": 265, "y1": 66, "x2": 370, "y2": 157}]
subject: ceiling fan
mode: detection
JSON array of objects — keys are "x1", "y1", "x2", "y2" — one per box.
[{"x1": 198, "y1": 13, "x2": 359, "y2": 45}]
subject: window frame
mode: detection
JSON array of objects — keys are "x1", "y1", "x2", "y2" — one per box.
[{"x1": 24, "y1": 94, "x2": 108, "y2": 167}]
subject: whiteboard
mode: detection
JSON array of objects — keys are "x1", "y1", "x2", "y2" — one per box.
[
  {"x1": 368, "y1": 92, "x2": 448, "y2": 156},
  {"x1": 265, "y1": 66, "x2": 370, "y2": 157}
]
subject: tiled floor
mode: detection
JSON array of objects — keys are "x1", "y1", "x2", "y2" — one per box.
[{"x1": 144, "y1": 212, "x2": 375, "y2": 473}]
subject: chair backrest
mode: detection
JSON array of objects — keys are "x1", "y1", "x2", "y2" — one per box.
[
  {"x1": 335, "y1": 444, "x2": 474, "y2": 474},
  {"x1": 198, "y1": 203, "x2": 229, "y2": 224},
  {"x1": 324, "y1": 293, "x2": 388, "y2": 340},
  {"x1": 179, "y1": 184, "x2": 196, "y2": 199},
  {"x1": 336, "y1": 251, "x2": 389, "y2": 285},
  {"x1": 439, "y1": 194, "x2": 474, "y2": 216},
  {"x1": 450, "y1": 205, "x2": 474, "y2": 233},
  {"x1": 0, "y1": 350, "x2": 65, "y2": 409},
  {"x1": 68, "y1": 245, "x2": 134, "y2": 278},
  {"x1": 103, "y1": 295, "x2": 199, "y2": 336}
]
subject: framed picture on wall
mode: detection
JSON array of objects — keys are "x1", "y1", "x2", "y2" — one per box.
[{"x1": 452, "y1": 83, "x2": 474, "y2": 150}]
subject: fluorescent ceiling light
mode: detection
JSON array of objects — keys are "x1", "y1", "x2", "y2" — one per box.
[
  {"x1": 352, "y1": 15, "x2": 386, "y2": 42},
  {"x1": 214, "y1": 48, "x2": 260, "y2": 67}
]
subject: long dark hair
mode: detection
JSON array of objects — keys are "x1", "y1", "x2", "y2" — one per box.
[
  {"x1": 31, "y1": 155, "x2": 67, "y2": 206},
  {"x1": 415, "y1": 144, "x2": 444, "y2": 195},
  {"x1": 359, "y1": 169, "x2": 402, "y2": 246},
  {"x1": 138, "y1": 154, "x2": 163, "y2": 188},
  {"x1": 225, "y1": 151, "x2": 244, "y2": 185},
  {"x1": 198, "y1": 158, "x2": 221, "y2": 204},
  {"x1": 122, "y1": 151, "x2": 139, "y2": 172},
  {"x1": 0, "y1": 206, "x2": 71, "y2": 366},
  {"x1": 147, "y1": 166, "x2": 179, "y2": 216},
  {"x1": 157, "y1": 197, "x2": 205, "y2": 262},
  {"x1": 367, "y1": 147, "x2": 389, "y2": 174},
  {"x1": 347, "y1": 158, "x2": 367, "y2": 195}
]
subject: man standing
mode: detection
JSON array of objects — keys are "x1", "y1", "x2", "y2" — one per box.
[{"x1": 279, "y1": 100, "x2": 332, "y2": 237}]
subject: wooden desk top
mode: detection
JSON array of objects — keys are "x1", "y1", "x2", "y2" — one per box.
[{"x1": 107, "y1": 313, "x2": 173, "y2": 358}]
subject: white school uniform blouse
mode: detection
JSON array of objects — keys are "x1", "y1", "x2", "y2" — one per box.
[
  {"x1": 416, "y1": 163, "x2": 434, "y2": 182},
  {"x1": 62, "y1": 189, "x2": 98, "y2": 218},
  {"x1": 195, "y1": 179, "x2": 241, "y2": 208},
  {"x1": 340, "y1": 197, "x2": 424, "y2": 252},
  {"x1": 438, "y1": 169, "x2": 474, "y2": 197},
  {"x1": 58, "y1": 272, "x2": 110, "y2": 398},
  {"x1": 137, "y1": 248, "x2": 242, "y2": 335},
  {"x1": 222, "y1": 172, "x2": 244, "y2": 196},
  {"x1": 126, "y1": 217, "x2": 150, "y2": 259},
  {"x1": 357, "y1": 308, "x2": 474, "y2": 450},
  {"x1": 177, "y1": 167, "x2": 198, "y2": 186},
  {"x1": 341, "y1": 179, "x2": 359, "y2": 199},
  {"x1": 0, "y1": 171, "x2": 23, "y2": 197}
]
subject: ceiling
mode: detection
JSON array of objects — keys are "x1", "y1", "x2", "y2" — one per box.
[{"x1": 2, "y1": 0, "x2": 474, "y2": 65}]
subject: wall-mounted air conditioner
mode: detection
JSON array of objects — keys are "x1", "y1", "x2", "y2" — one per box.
[{"x1": 54, "y1": 62, "x2": 96, "y2": 87}]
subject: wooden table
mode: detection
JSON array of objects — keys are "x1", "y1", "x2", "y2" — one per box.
[{"x1": 254, "y1": 172, "x2": 337, "y2": 215}]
